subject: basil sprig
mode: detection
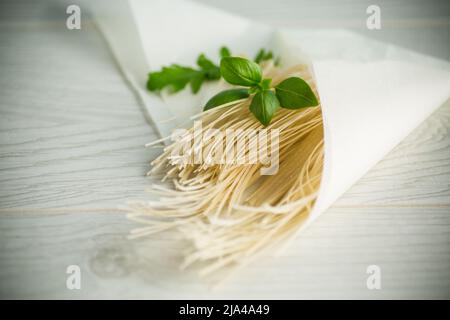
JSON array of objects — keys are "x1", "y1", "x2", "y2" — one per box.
[
  {"x1": 147, "y1": 47, "x2": 230, "y2": 94},
  {"x1": 204, "y1": 56, "x2": 319, "y2": 126},
  {"x1": 146, "y1": 46, "x2": 274, "y2": 94}
]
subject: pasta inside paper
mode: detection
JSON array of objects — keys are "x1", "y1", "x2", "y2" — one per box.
[{"x1": 89, "y1": 0, "x2": 450, "y2": 231}]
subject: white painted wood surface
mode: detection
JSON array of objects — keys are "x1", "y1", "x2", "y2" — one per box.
[{"x1": 0, "y1": 0, "x2": 449, "y2": 299}]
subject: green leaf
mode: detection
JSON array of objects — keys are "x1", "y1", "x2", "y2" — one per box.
[
  {"x1": 275, "y1": 77, "x2": 319, "y2": 109},
  {"x1": 204, "y1": 88, "x2": 249, "y2": 111},
  {"x1": 197, "y1": 54, "x2": 221, "y2": 80},
  {"x1": 254, "y1": 48, "x2": 274, "y2": 64},
  {"x1": 147, "y1": 65, "x2": 200, "y2": 93},
  {"x1": 147, "y1": 51, "x2": 223, "y2": 94},
  {"x1": 220, "y1": 46, "x2": 231, "y2": 58},
  {"x1": 274, "y1": 57, "x2": 281, "y2": 66},
  {"x1": 249, "y1": 90, "x2": 280, "y2": 126},
  {"x1": 197, "y1": 54, "x2": 216, "y2": 71},
  {"x1": 248, "y1": 86, "x2": 259, "y2": 95},
  {"x1": 220, "y1": 57, "x2": 262, "y2": 86},
  {"x1": 190, "y1": 73, "x2": 205, "y2": 94},
  {"x1": 260, "y1": 78, "x2": 272, "y2": 90}
]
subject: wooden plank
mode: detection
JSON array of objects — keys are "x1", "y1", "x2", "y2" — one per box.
[
  {"x1": 0, "y1": 0, "x2": 449, "y2": 299},
  {"x1": 0, "y1": 206, "x2": 448, "y2": 299},
  {"x1": 0, "y1": 24, "x2": 159, "y2": 208}
]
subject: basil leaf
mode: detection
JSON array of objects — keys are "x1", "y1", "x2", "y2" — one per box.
[
  {"x1": 197, "y1": 54, "x2": 216, "y2": 70},
  {"x1": 204, "y1": 88, "x2": 249, "y2": 111},
  {"x1": 275, "y1": 77, "x2": 319, "y2": 109},
  {"x1": 254, "y1": 48, "x2": 273, "y2": 64},
  {"x1": 220, "y1": 57, "x2": 262, "y2": 86},
  {"x1": 248, "y1": 86, "x2": 259, "y2": 95},
  {"x1": 197, "y1": 54, "x2": 221, "y2": 80},
  {"x1": 220, "y1": 46, "x2": 231, "y2": 58},
  {"x1": 148, "y1": 51, "x2": 223, "y2": 94},
  {"x1": 260, "y1": 78, "x2": 272, "y2": 90},
  {"x1": 147, "y1": 65, "x2": 199, "y2": 93},
  {"x1": 249, "y1": 90, "x2": 280, "y2": 126},
  {"x1": 190, "y1": 73, "x2": 205, "y2": 94}
]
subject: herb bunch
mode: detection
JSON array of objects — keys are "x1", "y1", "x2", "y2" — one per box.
[
  {"x1": 147, "y1": 47, "x2": 318, "y2": 126},
  {"x1": 147, "y1": 47, "x2": 274, "y2": 94},
  {"x1": 146, "y1": 48, "x2": 228, "y2": 94},
  {"x1": 205, "y1": 56, "x2": 319, "y2": 126}
]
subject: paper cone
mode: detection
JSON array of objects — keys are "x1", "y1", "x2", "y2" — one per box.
[
  {"x1": 89, "y1": 0, "x2": 450, "y2": 228},
  {"x1": 274, "y1": 30, "x2": 450, "y2": 227}
]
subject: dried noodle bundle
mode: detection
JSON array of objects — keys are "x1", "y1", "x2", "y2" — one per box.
[{"x1": 128, "y1": 60, "x2": 324, "y2": 277}]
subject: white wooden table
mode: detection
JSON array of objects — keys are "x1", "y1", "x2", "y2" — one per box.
[{"x1": 0, "y1": 0, "x2": 449, "y2": 299}]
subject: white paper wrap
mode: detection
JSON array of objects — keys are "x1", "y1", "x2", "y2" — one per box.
[{"x1": 89, "y1": 0, "x2": 450, "y2": 228}]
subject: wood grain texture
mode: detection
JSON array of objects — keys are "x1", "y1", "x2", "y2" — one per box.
[
  {"x1": 1, "y1": 206, "x2": 449, "y2": 299},
  {"x1": 0, "y1": 24, "x2": 159, "y2": 209},
  {"x1": 0, "y1": 0, "x2": 449, "y2": 299}
]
